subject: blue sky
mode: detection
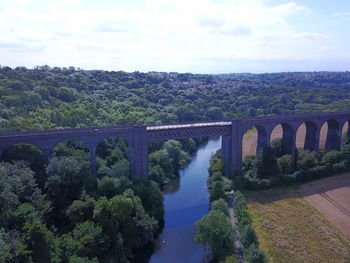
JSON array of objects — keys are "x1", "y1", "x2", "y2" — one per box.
[{"x1": 0, "y1": 0, "x2": 349, "y2": 73}]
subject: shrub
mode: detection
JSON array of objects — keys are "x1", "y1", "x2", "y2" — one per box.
[
  {"x1": 211, "y1": 199, "x2": 229, "y2": 216},
  {"x1": 296, "y1": 150, "x2": 317, "y2": 170},
  {"x1": 241, "y1": 225, "x2": 258, "y2": 248},
  {"x1": 321, "y1": 150, "x2": 342, "y2": 166},
  {"x1": 245, "y1": 243, "x2": 266, "y2": 263},
  {"x1": 278, "y1": 155, "x2": 294, "y2": 175}
]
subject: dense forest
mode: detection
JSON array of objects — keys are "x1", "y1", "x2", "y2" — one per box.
[{"x1": 1, "y1": 66, "x2": 350, "y2": 262}]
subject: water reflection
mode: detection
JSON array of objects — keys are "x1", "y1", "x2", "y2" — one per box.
[{"x1": 149, "y1": 138, "x2": 221, "y2": 263}]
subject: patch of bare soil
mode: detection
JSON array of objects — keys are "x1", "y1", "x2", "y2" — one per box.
[{"x1": 301, "y1": 174, "x2": 350, "y2": 237}]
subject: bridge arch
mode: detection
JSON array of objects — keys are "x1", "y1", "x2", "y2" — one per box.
[
  {"x1": 241, "y1": 125, "x2": 269, "y2": 159},
  {"x1": 341, "y1": 120, "x2": 350, "y2": 143},
  {"x1": 51, "y1": 139, "x2": 93, "y2": 174},
  {"x1": 269, "y1": 123, "x2": 295, "y2": 156},
  {"x1": 295, "y1": 121, "x2": 319, "y2": 151},
  {"x1": 95, "y1": 136, "x2": 130, "y2": 179},
  {"x1": 1, "y1": 143, "x2": 47, "y2": 186}
]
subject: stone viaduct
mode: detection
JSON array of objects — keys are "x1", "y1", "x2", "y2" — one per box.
[{"x1": 0, "y1": 111, "x2": 349, "y2": 179}]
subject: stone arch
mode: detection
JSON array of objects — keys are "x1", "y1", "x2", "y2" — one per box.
[
  {"x1": 341, "y1": 120, "x2": 350, "y2": 144},
  {"x1": 51, "y1": 139, "x2": 93, "y2": 174},
  {"x1": 295, "y1": 121, "x2": 319, "y2": 151},
  {"x1": 242, "y1": 125, "x2": 269, "y2": 159},
  {"x1": 1, "y1": 143, "x2": 48, "y2": 186},
  {"x1": 95, "y1": 136, "x2": 131, "y2": 179},
  {"x1": 270, "y1": 123, "x2": 295, "y2": 156},
  {"x1": 320, "y1": 119, "x2": 341, "y2": 151}
]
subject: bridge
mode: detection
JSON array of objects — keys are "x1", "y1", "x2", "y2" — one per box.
[{"x1": 0, "y1": 111, "x2": 350, "y2": 179}]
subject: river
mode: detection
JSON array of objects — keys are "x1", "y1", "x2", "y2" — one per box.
[{"x1": 149, "y1": 138, "x2": 221, "y2": 263}]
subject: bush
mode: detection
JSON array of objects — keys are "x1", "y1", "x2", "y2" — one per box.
[
  {"x1": 278, "y1": 155, "x2": 294, "y2": 175},
  {"x1": 194, "y1": 210, "x2": 236, "y2": 261},
  {"x1": 211, "y1": 199, "x2": 229, "y2": 216},
  {"x1": 321, "y1": 150, "x2": 342, "y2": 166},
  {"x1": 271, "y1": 138, "x2": 282, "y2": 158},
  {"x1": 296, "y1": 150, "x2": 317, "y2": 170},
  {"x1": 253, "y1": 147, "x2": 280, "y2": 179},
  {"x1": 241, "y1": 225, "x2": 258, "y2": 248},
  {"x1": 281, "y1": 173, "x2": 297, "y2": 184},
  {"x1": 210, "y1": 181, "x2": 226, "y2": 203},
  {"x1": 245, "y1": 243, "x2": 266, "y2": 263}
]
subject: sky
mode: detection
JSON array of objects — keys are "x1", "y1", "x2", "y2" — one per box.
[{"x1": 0, "y1": 0, "x2": 349, "y2": 73}]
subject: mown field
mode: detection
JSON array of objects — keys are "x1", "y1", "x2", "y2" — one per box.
[{"x1": 247, "y1": 187, "x2": 350, "y2": 263}]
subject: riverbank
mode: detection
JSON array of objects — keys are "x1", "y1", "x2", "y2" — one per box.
[{"x1": 149, "y1": 138, "x2": 221, "y2": 263}]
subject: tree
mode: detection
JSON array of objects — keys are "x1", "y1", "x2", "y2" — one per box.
[
  {"x1": 66, "y1": 198, "x2": 96, "y2": 224},
  {"x1": 211, "y1": 199, "x2": 229, "y2": 216},
  {"x1": 253, "y1": 147, "x2": 280, "y2": 179},
  {"x1": 23, "y1": 220, "x2": 61, "y2": 263},
  {"x1": 245, "y1": 243, "x2": 266, "y2": 263},
  {"x1": 194, "y1": 210, "x2": 236, "y2": 261},
  {"x1": 321, "y1": 150, "x2": 342, "y2": 166},
  {"x1": 241, "y1": 225, "x2": 258, "y2": 248},
  {"x1": 210, "y1": 181, "x2": 226, "y2": 203},
  {"x1": 278, "y1": 155, "x2": 294, "y2": 175},
  {"x1": 270, "y1": 138, "x2": 282, "y2": 158},
  {"x1": 296, "y1": 149, "x2": 317, "y2": 170}
]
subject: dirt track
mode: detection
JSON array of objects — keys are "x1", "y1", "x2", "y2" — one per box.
[
  {"x1": 242, "y1": 122, "x2": 348, "y2": 159},
  {"x1": 301, "y1": 174, "x2": 350, "y2": 237}
]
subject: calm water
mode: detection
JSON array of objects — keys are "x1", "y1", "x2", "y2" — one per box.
[{"x1": 149, "y1": 138, "x2": 221, "y2": 263}]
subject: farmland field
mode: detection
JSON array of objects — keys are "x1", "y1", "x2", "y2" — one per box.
[{"x1": 247, "y1": 180, "x2": 350, "y2": 263}]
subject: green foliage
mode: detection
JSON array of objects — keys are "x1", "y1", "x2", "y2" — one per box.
[
  {"x1": 0, "y1": 162, "x2": 50, "y2": 228},
  {"x1": 211, "y1": 198, "x2": 229, "y2": 216},
  {"x1": 97, "y1": 176, "x2": 131, "y2": 199},
  {"x1": 194, "y1": 210, "x2": 236, "y2": 261},
  {"x1": 62, "y1": 221, "x2": 109, "y2": 259},
  {"x1": 270, "y1": 138, "x2": 282, "y2": 158},
  {"x1": 131, "y1": 180, "x2": 164, "y2": 223},
  {"x1": 23, "y1": 220, "x2": 61, "y2": 263},
  {"x1": 93, "y1": 191, "x2": 157, "y2": 259},
  {"x1": 2, "y1": 143, "x2": 47, "y2": 186},
  {"x1": 321, "y1": 150, "x2": 342, "y2": 166},
  {"x1": 68, "y1": 255, "x2": 99, "y2": 263},
  {"x1": 241, "y1": 225, "x2": 258, "y2": 248},
  {"x1": 277, "y1": 155, "x2": 294, "y2": 175},
  {"x1": 245, "y1": 243, "x2": 266, "y2": 263},
  {"x1": 210, "y1": 181, "x2": 226, "y2": 203},
  {"x1": 253, "y1": 147, "x2": 280, "y2": 179},
  {"x1": 46, "y1": 157, "x2": 90, "y2": 208},
  {"x1": 66, "y1": 198, "x2": 96, "y2": 224},
  {"x1": 296, "y1": 149, "x2": 318, "y2": 170}
]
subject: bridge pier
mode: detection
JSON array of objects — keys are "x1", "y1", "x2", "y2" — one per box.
[
  {"x1": 129, "y1": 126, "x2": 148, "y2": 179},
  {"x1": 281, "y1": 124, "x2": 296, "y2": 156},
  {"x1": 304, "y1": 122, "x2": 319, "y2": 152},
  {"x1": 88, "y1": 144, "x2": 97, "y2": 177},
  {"x1": 231, "y1": 120, "x2": 243, "y2": 175},
  {"x1": 42, "y1": 146, "x2": 53, "y2": 163},
  {"x1": 325, "y1": 121, "x2": 341, "y2": 151},
  {"x1": 222, "y1": 135, "x2": 232, "y2": 176},
  {"x1": 256, "y1": 126, "x2": 269, "y2": 152}
]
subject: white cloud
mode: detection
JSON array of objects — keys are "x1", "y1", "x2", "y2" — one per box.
[
  {"x1": 332, "y1": 12, "x2": 350, "y2": 16},
  {"x1": 0, "y1": 0, "x2": 345, "y2": 73}
]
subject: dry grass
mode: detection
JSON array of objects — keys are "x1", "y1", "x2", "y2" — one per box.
[{"x1": 246, "y1": 188, "x2": 350, "y2": 263}]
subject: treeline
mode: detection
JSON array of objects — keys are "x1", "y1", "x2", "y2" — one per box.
[
  {"x1": 194, "y1": 150, "x2": 236, "y2": 262},
  {"x1": 194, "y1": 150, "x2": 266, "y2": 263},
  {"x1": 240, "y1": 137, "x2": 350, "y2": 189},
  {"x1": 1, "y1": 67, "x2": 350, "y2": 134}
]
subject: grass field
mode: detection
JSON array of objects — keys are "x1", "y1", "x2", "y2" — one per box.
[{"x1": 247, "y1": 187, "x2": 350, "y2": 263}]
